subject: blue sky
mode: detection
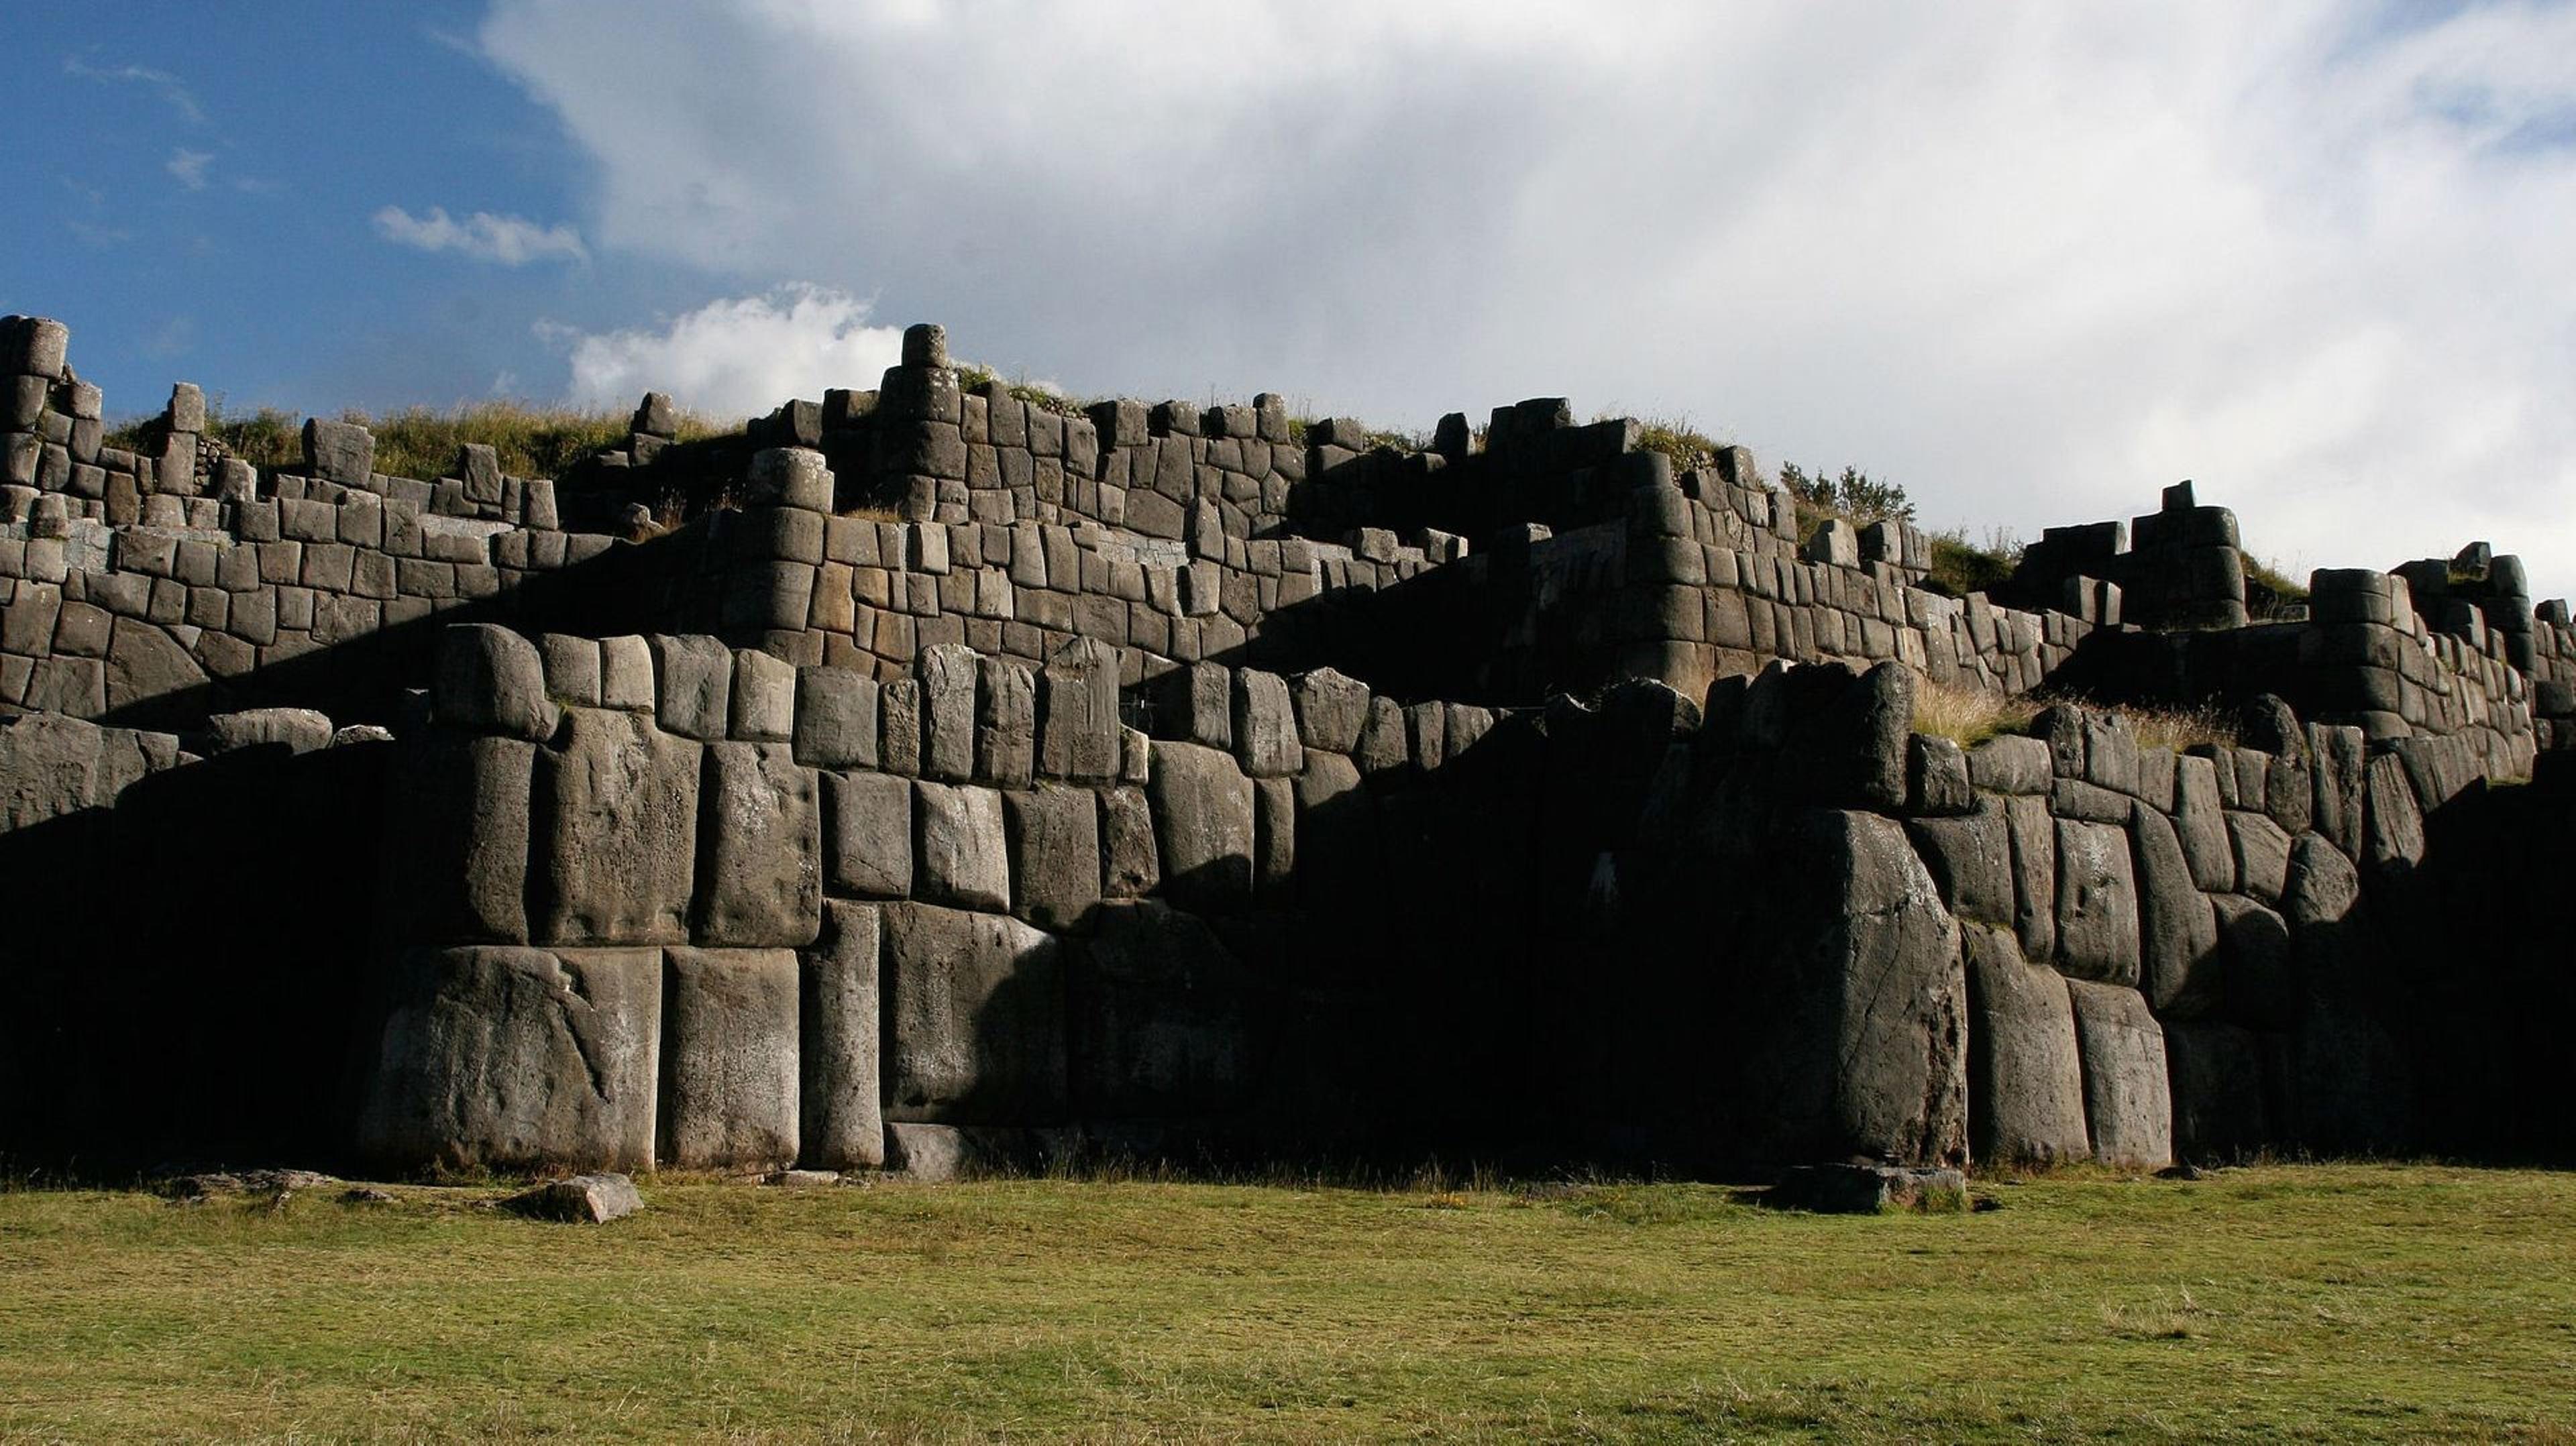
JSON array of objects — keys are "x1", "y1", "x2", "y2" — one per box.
[{"x1": 11, "y1": 1, "x2": 2576, "y2": 600}]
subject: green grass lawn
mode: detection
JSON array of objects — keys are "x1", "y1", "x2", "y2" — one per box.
[{"x1": 1, "y1": 1163, "x2": 2570, "y2": 1441}]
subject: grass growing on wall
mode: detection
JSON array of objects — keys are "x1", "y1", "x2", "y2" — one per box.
[
  {"x1": 1, "y1": 1164, "x2": 2571, "y2": 1440},
  {"x1": 1914, "y1": 679, "x2": 2241, "y2": 753},
  {"x1": 105, "y1": 401, "x2": 730, "y2": 484}
]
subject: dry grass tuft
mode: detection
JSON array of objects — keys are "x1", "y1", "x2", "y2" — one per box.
[{"x1": 1913, "y1": 679, "x2": 2041, "y2": 747}]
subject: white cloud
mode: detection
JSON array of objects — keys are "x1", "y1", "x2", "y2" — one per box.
[
  {"x1": 165, "y1": 148, "x2": 213, "y2": 191},
  {"x1": 64, "y1": 58, "x2": 204, "y2": 123},
  {"x1": 484, "y1": 0, "x2": 2576, "y2": 598},
  {"x1": 373, "y1": 205, "x2": 588, "y2": 266},
  {"x1": 546, "y1": 284, "x2": 906, "y2": 419}
]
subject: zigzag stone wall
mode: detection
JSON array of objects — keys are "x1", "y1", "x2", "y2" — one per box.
[{"x1": 2, "y1": 310, "x2": 2573, "y2": 1176}]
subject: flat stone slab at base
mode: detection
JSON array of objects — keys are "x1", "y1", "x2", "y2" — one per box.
[
  {"x1": 502, "y1": 1172, "x2": 643, "y2": 1223},
  {"x1": 765, "y1": 1169, "x2": 844, "y2": 1188},
  {"x1": 1770, "y1": 1163, "x2": 1968, "y2": 1214}
]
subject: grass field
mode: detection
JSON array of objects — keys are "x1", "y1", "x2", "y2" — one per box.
[{"x1": 1, "y1": 1163, "x2": 2570, "y2": 1441}]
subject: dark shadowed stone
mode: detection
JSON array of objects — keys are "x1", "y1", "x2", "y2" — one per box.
[
  {"x1": 531, "y1": 708, "x2": 700, "y2": 946},
  {"x1": 1099, "y1": 786, "x2": 1159, "y2": 899},
  {"x1": 388, "y1": 733, "x2": 532, "y2": 944},
  {"x1": 357, "y1": 946, "x2": 661, "y2": 1173},
  {"x1": 914, "y1": 781, "x2": 1010, "y2": 912},
  {"x1": 825, "y1": 770, "x2": 912, "y2": 899},
  {"x1": 2239, "y1": 694, "x2": 2304, "y2": 758},
  {"x1": 2054, "y1": 819, "x2": 2141, "y2": 985},
  {"x1": 2229, "y1": 811, "x2": 2291, "y2": 903},
  {"x1": 694, "y1": 742, "x2": 822, "y2": 947},
  {"x1": 1146, "y1": 740, "x2": 1254, "y2": 911},
  {"x1": 1905, "y1": 797, "x2": 2014, "y2": 926},
  {"x1": 1070, "y1": 900, "x2": 1258, "y2": 1119},
  {"x1": 435, "y1": 625, "x2": 557, "y2": 741},
  {"x1": 2131, "y1": 805, "x2": 2218, "y2": 1019},
  {"x1": 1006, "y1": 784, "x2": 1102, "y2": 932},
  {"x1": 2035, "y1": 705, "x2": 2086, "y2": 778},
  {"x1": 1964, "y1": 926, "x2": 2090, "y2": 1166},
  {"x1": 2362, "y1": 753, "x2": 2425, "y2": 877},
  {"x1": 881, "y1": 902, "x2": 1067, "y2": 1123},
  {"x1": 1770, "y1": 1164, "x2": 1968, "y2": 1213},
  {"x1": 2162, "y1": 1020, "x2": 2271, "y2": 1162},
  {"x1": 2307, "y1": 724, "x2": 2367, "y2": 860},
  {"x1": 2065, "y1": 980, "x2": 2172, "y2": 1168},
  {"x1": 800, "y1": 901, "x2": 883, "y2": 1171},
  {"x1": 2212, "y1": 894, "x2": 2294, "y2": 1027},
  {"x1": 502, "y1": 1173, "x2": 641, "y2": 1224},
  {"x1": 661, "y1": 948, "x2": 800, "y2": 1172}
]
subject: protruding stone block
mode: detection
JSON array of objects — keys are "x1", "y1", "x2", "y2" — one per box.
[
  {"x1": 1964, "y1": 927, "x2": 2090, "y2": 1166},
  {"x1": 436, "y1": 624, "x2": 557, "y2": 741},
  {"x1": 800, "y1": 901, "x2": 883, "y2": 1171},
  {"x1": 650, "y1": 635, "x2": 733, "y2": 742},
  {"x1": 1006, "y1": 784, "x2": 1102, "y2": 932},
  {"x1": 532, "y1": 708, "x2": 700, "y2": 946},
  {"x1": 2065, "y1": 980, "x2": 2173, "y2": 1168},
  {"x1": 1146, "y1": 740, "x2": 1254, "y2": 911},
  {"x1": 661, "y1": 947, "x2": 800, "y2": 1172},
  {"x1": 914, "y1": 780, "x2": 1009, "y2": 911},
  {"x1": 881, "y1": 903, "x2": 1067, "y2": 1123},
  {"x1": 694, "y1": 742, "x2": 822, "y2": 947},
  {"x1": 357, "y1": 946, "x2": 661, "y2": 1172},
  {"x1": 825, "y1": 770, "x2": 912, "y2": 899}
]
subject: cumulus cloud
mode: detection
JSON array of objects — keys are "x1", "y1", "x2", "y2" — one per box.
[
  {"x1": 374, "y1": 205, "x2": 588, "y2": 266},
  {"x1": 546, "y1": 284, "x2": 906, "y2": 419},
  {"x1": 483, "y1": 0, "x2": 2576, "y2": 596}
]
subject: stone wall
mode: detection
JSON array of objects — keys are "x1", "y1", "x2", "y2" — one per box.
[{"x1": 6, "y1": 308, "x2": 2576, "y2": 1177}]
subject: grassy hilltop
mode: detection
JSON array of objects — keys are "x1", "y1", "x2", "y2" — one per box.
[{"x1": 3, "y1": 1164, "x2": 2571, "y2": 1441}]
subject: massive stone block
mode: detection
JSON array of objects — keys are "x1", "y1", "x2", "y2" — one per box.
[
  {"x1": 2054, "y1": 819, "x2": 2141, "y2": 986},
  {"x1": 1748, "y1": 809, "x2": 1967, "y2": 1166},
  {"x1": 1006, "y1": 784, "x2": 1102, "y2": 932},
  {"x1": 800, "y1": 901, "x2": 883, "y2": 1171},
  {"x1": 2004, "y1": 793, "x2": 2057, "y2": 961},
  {"x1": 1146, "y1": 740, "x2": 1255, "y2": 911},
  {"x1": 2131, "y1": 804, "x2": 2218, "y2": 1017},
  {"x1": 388, "y1": 733, "x2": 532, "y2": 944},
  {"x1": 694, "y1": 742, "x2": 822, "y2": 948},
  {"x1": 532, "y1": 707, "x2": 700, "y2": 946},
  {"x1": 1070, "y1": 901, "x2": 1257, "y2": 1119},
  {"x1": 357, "y1": 946, "x2": 660, "y2": 1172},
  {"x1": 914, "y1": 781, "x2": 1010, "y2": 911},
  {"x1": 824, "y1": 769, "x2": 912, "y2": 899},
  {"x1": 1964, "y1": 926, "x2": 2090, "y2": 1166},
  {"x1": 881, "y1": 902, "x2": 1067, "y2": 1123},
  {"x1": 1905, "y1": 797, "x2": 2013, "y2": 926},
  {"x1": 2163, "y1": 1019, "x2": 2271, "y2": 1161},
  {"x1": 660, "y1": 947, "x2": 800, "y2": 1172},
  {"x1": 2065, "y1": 979, "x2": 2172, "y2": 1168}
]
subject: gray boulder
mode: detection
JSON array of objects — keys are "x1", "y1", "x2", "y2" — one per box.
[
  {"x1": 1146, "y1": 741, "x2": 1256, "y2": 910},
  {"x1": 914, "y1": 781, "x2": 1010, "y2": 911},
  {"x1": 2054, "y1": 819, "x2": 2141, "y2": 985},
  {"x1": 357, "y1": 946, "x2": 661, "y2": 1172},
  {"x1": 503, "y1": 1173, "x2": 642, "y2": 1224},
  {"x1": 881, "y1": 903, "x2": 1068, "y2": 1123},
  {"x1": 824, "y1": 770, "x2": 912, "y2": 899},
  {"x1": 437, "y1": 625, "x2": 557, "y2": 742},
  {"x1": 2065, "y1": 980, "x2": 2172, "y2": 1168},
  {"x1": 660, "y1": 947, "x2": 800, "y2": 1172},
  {"x1": 800, "y1": 901, "x2": 883, "y2": 1171},
  {"x1": 694, "y1": 742, "x2": 822, "y2": 947},
  {"x1": 1964, "y1": 926, "x2": 2090, "y2": 1166},
  {"x1": 531, "y1": 708, "x2": 700, "y2": 946}
]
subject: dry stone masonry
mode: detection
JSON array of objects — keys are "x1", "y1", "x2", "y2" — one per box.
[{"x1": 2, "y1": 312, "x2": 2571, "y2": 1177}]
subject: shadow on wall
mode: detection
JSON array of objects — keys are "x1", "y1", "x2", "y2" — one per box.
[{"x1": 0, "y1": 740, "x2": 391, "y2": 1173}]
